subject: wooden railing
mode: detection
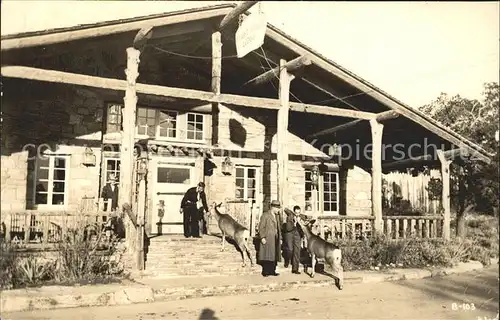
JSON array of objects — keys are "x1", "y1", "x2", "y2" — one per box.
[
  {"x1": 0, "y1": 198, "x2": 113, "y2": 247},
  {"x1": 317, "y1": 216, "x2": 375, "y2": 240},
  {"x1": 383, "y1": 215, "x2": 444, "y2": 239},
  {"x1": 316, "y1": 215, "x2": 445, "y2": 241}
]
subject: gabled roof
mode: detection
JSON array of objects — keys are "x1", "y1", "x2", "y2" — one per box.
[{"x1": 0, "y1": 3, "x2": 492, "y2": 163}]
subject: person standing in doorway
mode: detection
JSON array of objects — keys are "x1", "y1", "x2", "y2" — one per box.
[
  {"x1": 101, "y1": 173, "x2": 119, "y2": 212},
  {"x1": 180, "y1": 182, "x2": 208, "y2": 238},
  {"x1": 283, "y1": 205, "x2": 303, "y2": 274},
  {"x1": 258, "y1": 200, "x2": 282, "y2": 277}
]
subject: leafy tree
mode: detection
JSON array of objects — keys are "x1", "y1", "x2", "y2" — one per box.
[{"x1": 420, "y1": 82, "x2": 499, "y2": 237}]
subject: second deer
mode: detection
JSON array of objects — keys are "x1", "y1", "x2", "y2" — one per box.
[{"x1": 209, "y1": 202, "x2": 254, "y2": 267}]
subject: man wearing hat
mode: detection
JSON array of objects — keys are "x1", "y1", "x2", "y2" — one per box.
[
  {"x1": 257, "y1": 200, "x2": 282, "y2": 277},
  {"x1": 180, "y1": 182, "x2": 209, "y2": 238},
  {"x1": 101, "y1": 173, "x2": 119, "y2": 212}
]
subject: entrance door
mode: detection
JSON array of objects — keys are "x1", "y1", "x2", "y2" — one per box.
[{"x1": 152, "y1": 162, "x2": 194, "y2": 235}]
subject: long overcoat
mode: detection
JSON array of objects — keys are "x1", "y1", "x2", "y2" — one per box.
[{"x1": 257, "y1": 210, "x2": 282, "y2": 262}]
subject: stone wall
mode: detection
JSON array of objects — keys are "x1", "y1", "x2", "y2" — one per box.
[{"x1": 346, "y1": 166, "x2": 372, "y2": 216}]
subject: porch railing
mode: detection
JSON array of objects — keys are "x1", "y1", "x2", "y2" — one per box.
[
  {"x1": 316, "y1": 215, "x2": 445, "y2": 241},
  {"x1": 0, "y1": 198, "x2": 113, "y2": 247}
]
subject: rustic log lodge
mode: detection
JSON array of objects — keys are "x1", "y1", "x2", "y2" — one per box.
[{"x1": 0, "y1": 3, "x2": 492, "y2": 272}]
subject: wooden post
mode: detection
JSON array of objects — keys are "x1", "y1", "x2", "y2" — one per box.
[
  {"x1": 437, "y1": 150, "x2": 452, "y2": 240},
  {"x1": 120, "y1": 47, "x2": 140, "y2": 253},
  {"x1": 370, "y1": 119, "x2": 384, "y2": 233},
  {"x1": 277, "y1": 59, "x2": 293, "y2": 209},
  {"x1": 137, "y1": 175, "x2": 146, "y2": 271},
  {"x1": 318, "y1": 174, "x2": 325, "y2": 239},
  {"x1": 211, "y1": 31, "x2": 222, "y2": 146}
]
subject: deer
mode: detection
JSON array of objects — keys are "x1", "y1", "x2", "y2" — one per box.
[
  {"x1": 209, "y1": 202, "x2": 253, "y2": 268},
  {"x1": 289, "y1": 208, "x2": 344, "y2": 290}
]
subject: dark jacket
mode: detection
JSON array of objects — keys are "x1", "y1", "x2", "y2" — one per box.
[
  {"x1": 101, "y1": 183, "x2": 119, "y2": 210},
  {"x1": 180, "y1": 187, "x2": 209, "y2": 212},
  {"x1": 257, "y1": 210, "x2": 282, "y2": 262},
  {"x1": 283, "y1": 211, "x2": 304, "y2": 238}
]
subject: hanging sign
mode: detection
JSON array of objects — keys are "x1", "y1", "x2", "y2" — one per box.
[{"x1": 235, "y1": 12, "x2": 267, "y2": 58}]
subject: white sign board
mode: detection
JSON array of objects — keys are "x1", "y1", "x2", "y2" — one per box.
[{"x1": 235, "y1": 13, "x2": 267, "y2": 58}]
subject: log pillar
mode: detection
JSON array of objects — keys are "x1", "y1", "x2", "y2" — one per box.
[
  {"x1": 211, "y1": 31, "x2": 222, "y2": 146},
  {"x1": 436, "y1": 150, "x2": 452, "y2": 240},
  {"x1": 369, "y1": 119, "x2": 384, "y2": 233},
  {"x1": 277, "y1": 59, "x2": 294, "y2": 209},
  {"x1": 120, "y1": 47, "x2": 140, "y2": 254}
]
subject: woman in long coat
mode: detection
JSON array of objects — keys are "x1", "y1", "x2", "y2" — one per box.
[{"x1": 258, "y1": 200, "x2": 282, "y2": 276}]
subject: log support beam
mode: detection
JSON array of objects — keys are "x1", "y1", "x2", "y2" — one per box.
[
  {"x1": 244, "y1": 55, "x2": 312, "y2": 86},
  {"x1": 437, "y1": 150, "x2": 452, "y2": 240},
  {"x1": 211, "y1": 31, "x2": 222, "y2": 146},
  {"x1": 277, "y1": 59, "x2": 294, "y2": 210},
  {"x1": 1, "y1": 66, "x2": 377, "y2": 120},
  {"x1": 219, "y1": 1, "x2": 259, "y2": 31},
  {"x1": 370, "y1": 119, "x2": 384, "y2": 233}
]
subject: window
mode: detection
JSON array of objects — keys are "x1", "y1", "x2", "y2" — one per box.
[
  {"x1": 106, "y1": 104, "x2": 122, "y2": 133},
  {"x1": 157, "y1": 167, "x2": 191, "y2": 184},
  {"x1": 158, "y1": 110, "x2": 177, "y2": 138},
  {"x1": 186, "y1": 113, "x2": 204, "y2": 141},
  {"x1": 136, "y1": 108, "x2": 157, "y2": 137},
  {"x1": 104, "y1": 158, "x2": 120, "y2": 184},
  {"x1": 136, "y1": 107, "x2": 178, "y2": 139},
  {"x1": 235, "y1": 166, "x2": 258, "y2": 204},
  {"x1": 34, "y1": 155, "x2": 69, "y2": 207},
  {"x1": 305, "y1": 170, "x2": 339, "y2": 214}
]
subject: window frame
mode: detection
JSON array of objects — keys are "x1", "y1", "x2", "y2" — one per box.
[
  {"x1": 235, "y1": 166, "x2": 260, "y2": 205},
  {"x1": 304, "y1": 169, "x2": 340, "y2": 215},
  {"x1": 106, "y1": 103, "x2": 122, "y2": 133},
  {"x1": 186, "y1": 112, "x2": 205, "y2": 141},
  {"x1": 32, "y1": 154, "x2": 70, "y2": 210}
]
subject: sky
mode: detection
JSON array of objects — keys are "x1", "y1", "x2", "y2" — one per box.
[{"x1": 1, "y1": 1, "x2": 499, "y2": 108}]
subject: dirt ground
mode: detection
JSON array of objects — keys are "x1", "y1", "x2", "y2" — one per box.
[{"x1": 3, "y1": 265, "x2": 498, "y2": 320}]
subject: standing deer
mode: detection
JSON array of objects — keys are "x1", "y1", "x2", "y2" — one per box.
[
  {"x1": 209, "y1": 202, "x2": 253, "y2": 267},
  {"x1": 292, "y1": 210, "x2": 344, "y2": 290}
]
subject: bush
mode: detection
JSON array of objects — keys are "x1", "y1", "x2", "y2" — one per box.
[
  {"x1": 53, "y1": 224, "x2": 125, "y2": 284},
  {"x1": 336, "y1": 232, "x2": 494, "y2": 272},
  {"x1": 0, "y1": 242, "x2": 19, "y2": 289}
]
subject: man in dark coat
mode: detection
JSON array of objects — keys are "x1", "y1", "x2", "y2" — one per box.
[
  {"x1": 258, "y1": 200, "x2": 282, "y2": 277},
  {"x1": 282, "y1": 205, "x2": 304, "y2": 274},
  {"x1": 101, "y1": 173, "x2": 119, "y2": 212},
  {"x1": 180, "y1": 182, "x2": 209, "y2": 238}
]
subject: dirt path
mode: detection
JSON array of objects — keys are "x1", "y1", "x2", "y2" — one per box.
[{"x1": 4, "y1": 265, "x2": 498, "y2": 320}]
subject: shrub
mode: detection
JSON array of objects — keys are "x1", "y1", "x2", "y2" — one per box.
[
  {"x1": 53, "y1": 223, "x2": 125, "y2": 284},
  {"x1": 0, "y1": 242, "x2": 19, "y2": 289}
]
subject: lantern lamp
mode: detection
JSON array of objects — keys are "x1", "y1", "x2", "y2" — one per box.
[
  {"x1": 82, "y1": 147, "x2": 96, "y2": 166},
  {"x1": 221, "y1": 156, "x2": 234, "y2": 175},
  {"x1": 311, "y1": 165, "x2": 319, "y2": 187}
]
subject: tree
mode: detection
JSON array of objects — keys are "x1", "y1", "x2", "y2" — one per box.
[{"x1": 420, "y1": 82, "x2": 499, "y2": 237}]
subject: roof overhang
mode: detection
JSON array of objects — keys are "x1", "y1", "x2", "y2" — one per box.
[{"x1": 0, "y1": 3, "x2": 493, "y2": 164}]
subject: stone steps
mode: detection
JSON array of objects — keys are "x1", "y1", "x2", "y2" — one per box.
[{"x1": 144, "y1": 235, "x2": 278, "y2": 277}]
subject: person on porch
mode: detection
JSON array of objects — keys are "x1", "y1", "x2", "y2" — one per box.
[
  {"x1": 101, "y1": 173, "x2": 119, "y2": 212},
  {"x1": 257, "y1": 200, "x2": 282, "y2": 277},
  {"x1": 180, "y1": 182, "x2": 209, "y2": 238},
  {"x1": 283, "y1": 205, "x2": 303, "y2": 274}
]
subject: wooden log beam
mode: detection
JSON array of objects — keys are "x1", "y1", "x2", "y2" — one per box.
[
  {"x1": 308, "y1": 119, "x2": 363, "y2": 139},
  {"x1": 244, "y1": 55, "x2": 312, "y2": 86},
  {"x1": 1, "y1": 66, "x2": 377, "y2": 120},
  {"x1": 218, "y1": 1, "x2": 259, "y2": 31},
  {"x1": 382, "y1": 148, "x2": 469, "y2": 171},
  {"x1": 211, "y1": 31, "x2": 222, "y2": 146},
  {"x1": 436, "y1": 150, "x2": 452, "y2": 240},
  {"x1": 370, "y1": 119, "x2": 384, "y2": 233},
  {"x1": 277, "y1": 59, "x2": 294, "y2": 209},
  {"x1": 376, "y1": 110, "x2": 399, "y2": 122},
  {"x1": 133, "y1": 27, "x2": 154, "y2": 50},
  {"x1": 1, "y1": 6, "x2": 233, "y2": 51}
]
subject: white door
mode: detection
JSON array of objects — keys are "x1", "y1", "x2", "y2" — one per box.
[{"x1": 152, "y1": 162, "x2": 194, "y2": 234}]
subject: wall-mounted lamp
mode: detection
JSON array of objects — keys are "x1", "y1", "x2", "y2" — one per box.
[
  {"x1": 221, "y1": 156, "x2": 234, "y2": 175},
  {"x1": 137, "y1": 157, "x2": 148, "y2": 180},
  {"x1": 311, "y1": 165, "x2": 319, "y2": 188},
  {"x1": 82, "y1": 147, "x2": 96, "y2": 166}
]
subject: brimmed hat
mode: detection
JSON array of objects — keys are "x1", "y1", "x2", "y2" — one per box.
[{"x1": 270, "y1": 200, "x2": 281, "y2": 208}]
